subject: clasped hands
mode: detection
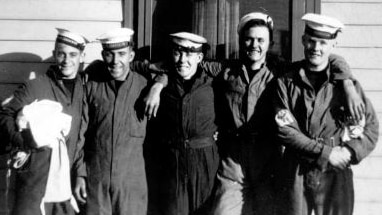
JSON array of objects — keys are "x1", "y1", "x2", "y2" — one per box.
[{"x1": 328, "y1": 146, "x2": 352, "y2": 170}]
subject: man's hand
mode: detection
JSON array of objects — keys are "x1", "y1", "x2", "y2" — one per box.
[
  {"x1": 74, "y1": 177, "x2": 87, "y2": 204},
  {"x1": 343, "y1": 79, "x2": 365, "y2": 122},
  {"x1": 144, "y1": 83, "x2": 164, "y2": 120},
  {"x1": 149, "y1": 61, "x2": 167, "y2": 73},
  {"x1": 220, "y1": 157, "x2": 244, "y2": 184},
  {"x1": 16, "y1": 110, "x2": 29, "y2": 132},
  {"x1": 329, "y1": 146, "x2": 351, "y2": 170}
]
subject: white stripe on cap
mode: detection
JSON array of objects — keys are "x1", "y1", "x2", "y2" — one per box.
[
  {"x1": 56, "y1": 28, "x2": 88, "y2": 45},
  {"x1": 302, "y1": 13, "x2": 344, "y2": 37},
  {"x1": 56, "y1": 28, "x2": 88, "y2": 50},
  {"x1": 97, "y1": 28, "x2": 134, "y2": 44}
]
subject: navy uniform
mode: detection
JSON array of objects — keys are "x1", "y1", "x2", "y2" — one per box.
[
  {"x1": 82, "y1": 28, "x2": 151, "y2": 215},
  {"x1": 201, "y1": 13, "x2": 360, "y2": 215},
  {"x1": 273, "y1": 14, "x2": 379, "y2": 215},
  {"x1": 208, "y1": 12, "x2": 283, "y2": 215},
  {"x1": 0, "y1": 29, "x2": 88, "y2": 215},
  {"x1": 147, "y1": 32, "x2": 220, "y2": 215}
]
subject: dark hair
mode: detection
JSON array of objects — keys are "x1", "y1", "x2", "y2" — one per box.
[
  {"x1": 201, "y1": 43, "x2": 210, "y2": 56},
  {"x1": 239, "y1": 19, "x2": 273, "y2": 43}
]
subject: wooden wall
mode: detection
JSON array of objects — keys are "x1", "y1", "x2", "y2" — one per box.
[
  {"x1": 322, "y1": 1, "x2": 382, "y2": 214},
  {"x1": 0, "y1": 0, "x2": 123, "y2": 102},
  {"x1": 0, "y1": 0, "x2": 123, "y2": 214}
]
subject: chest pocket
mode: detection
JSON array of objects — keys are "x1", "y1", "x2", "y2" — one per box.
[{"x1": 129, "y1": 106, "x2": 147, "y2": 138}]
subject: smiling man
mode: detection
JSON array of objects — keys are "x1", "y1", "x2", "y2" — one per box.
[
  {"x1": 0, "y1": 28, "x2": 88, "y2": 215},
  {"x1": 240, "y1": 17, "x2": 270, "y2": 71},
  {"x1": 78, "y1": 28, "x2": 166, "y2": 215},
  {"x1": 144, "y1": 12, "x2": 364, "y2": 215},
  {"x1": 146, "y1": 32, "x2": 220, "y2": 215},
  {"x1": 273, "y1": 13, "x2": 379, "y2": 215}
]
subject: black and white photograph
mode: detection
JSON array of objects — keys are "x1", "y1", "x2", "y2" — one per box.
[{"x1": 0, "y1": 0, "x2": 380, "y2": 215}]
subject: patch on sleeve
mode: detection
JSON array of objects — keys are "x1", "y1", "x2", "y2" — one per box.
[{"x1": 275, "y1": 109, "x2": 294, "y2": 127}]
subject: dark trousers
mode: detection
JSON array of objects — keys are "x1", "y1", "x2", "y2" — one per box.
[
  {"x1": 158, "y1": 145, "x2": 219, "y2": 215},
  {"x1": 305, "y1": 169, "x2": 354, "y2": 215},
  {"x1": 277, "y1": 168, "x2": 354, "y2": 215},
  {"x1": 44, "y1": 201, "x2": 75, "y2": 215}
]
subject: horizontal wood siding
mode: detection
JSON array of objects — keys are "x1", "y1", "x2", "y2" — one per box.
[
  {"x1": 0, "y1": 20, "x2": 122, "y2": 41},
  {"x1": 352, "y1": 157, "x2": 382, "y2": 179},
  {"x1": 0, "y1": 0, "x2": 123, "y2": 101},
  {"x1": 322, "y1": 3, "x2": 382, "y2": 25},
  {"x1": 334, "y1": 48, "x2": 382, "y2": 69},
  {"x1": 322, "y1": 1, "x2": 382, "y2": 214},
  {"x1": 0, "y1": 0, "x2": 122, "y2": 21},
  {"x1": 337, "y1": 26, "x2": 382, "y2": 47},
  {"x1": 352, "y1": 69, "x2": 382, "y2": 91},
  {"x1": 354, "y1": 178, "x2": 382, "y2": 202},
  {"x1": 323, "y1": 0, "x2": 382, "y2": 2},
  {"x1": 0, "y1": 41, "x2": 104, "y2": 64}
]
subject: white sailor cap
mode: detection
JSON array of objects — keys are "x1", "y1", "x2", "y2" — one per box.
[
  {"x1": 237, "y1": 12, "x2": 274, "y2": 35},
  {"x1": 97, "y1": 28, "x2": 134, "y2": 50},
  {"x1": 56, "y1": 28, "x2": 88, "y2": 51},
  {"x1": 170, "y1": 32, "x2": 207, "y2": 52},
  {"x1": 302, "y1": 13, "x2": 344, "y2": 39}
]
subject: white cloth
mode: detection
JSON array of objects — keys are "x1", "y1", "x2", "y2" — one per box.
[
  {"x1": 22, "y1": 100, "x2": 71, "y2": 147},
  {"x1": 21, "y1": 100, "x2": 78, "y2": 214},
  {"x1": 342, "y1": 116, "x2": 366, "y2": 142}
]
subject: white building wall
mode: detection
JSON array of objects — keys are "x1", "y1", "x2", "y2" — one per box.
[
  {"x1": 0, "y1": 0, "x2": 123, "y2": 101},
  {"x1": 322, "y1": 1, "x2": 382, "y2": 214}
]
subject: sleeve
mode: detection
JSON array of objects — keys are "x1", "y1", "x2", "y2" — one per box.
[
  {"x1": 0, "y1": 82, "x2": 35, "y2": 151},
  {"x1": 130, "y1": 60, "x2": 153, "y2": 79},
  {"x1": 328, "y1": 54, "x2": 353, "y2": 80},
  {"x1": 344, "y1": 82, "x2": 379, "y2": 164},
  {"x1": 71, "y1": 84, "x2": 89, "y2": 178},
  {"x1": 272, "y1": 77, "x2": 332, "y2": 170},
  {"x1": 131, "y1": 60, "x2": 168, "y2": 87}
]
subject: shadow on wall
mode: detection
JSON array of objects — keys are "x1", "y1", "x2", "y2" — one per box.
[{"x1": 0, "y1": 52, "x2": 55, "y2": 102}]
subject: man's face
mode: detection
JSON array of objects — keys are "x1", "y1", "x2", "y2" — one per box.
[
  {"x1": 102, "y1": 47, "x2": 135, "y2": 81},
  {"x1": 172, "y1": 48, "x2": 203, "y2": 80},
  {"x1": 53, "y1": 43, "x2": 84, "y2": 79},
  {"x1": 302, "y1": 34, "x2": 336, "y2": 71},
  {"x1": 240, "y1": 26, "x2": 270, "y2": 64}
]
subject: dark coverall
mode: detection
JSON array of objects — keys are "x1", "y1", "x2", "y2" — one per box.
[
  {"x1": 82, "y1": 61, "x2": 150, "y2": 215},
  {"x1": 149, "y1": 68, "x2": 220, "y2": 215},
  {"x1": 273, "y1": 61, "x2": 379, "y2": 215},
  {"x1": 0, "y1": 66, "x2": 86, "y2": 215}
]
